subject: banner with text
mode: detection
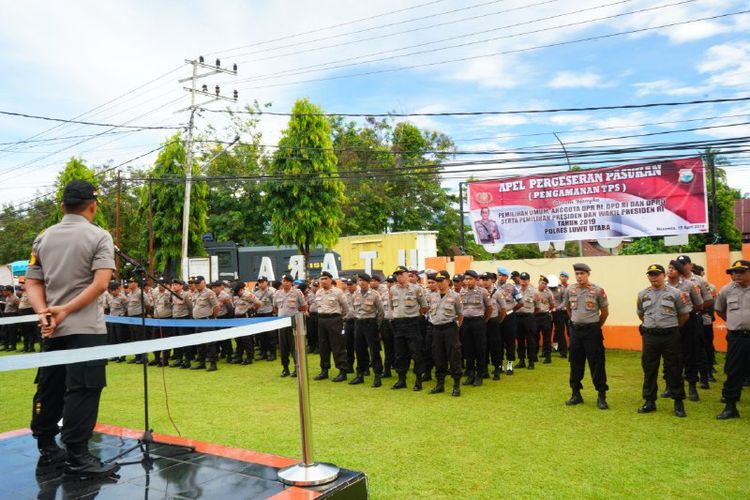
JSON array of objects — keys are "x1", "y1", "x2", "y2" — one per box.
[{"x1": 468, "y1": 157, "x2": 707, "y2": 246}]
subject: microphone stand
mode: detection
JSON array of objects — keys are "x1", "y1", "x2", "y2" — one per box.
[{"x1": 107, "y1": 245, "x2": 194, "y2": 466}]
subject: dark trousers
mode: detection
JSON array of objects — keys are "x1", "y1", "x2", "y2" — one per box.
[
  {"x1": 722, "y1": 332, "x2": 750, "y2": 403},
  {"x1": 569, "y1": 323, "x2": 608, "y2": 392},
  {"x1": 278, "y1": 325, "x2": 295, "y2": 369},
  {"x1": 256, "y1": 312, "x2": 276, "y2": 354},
  {"x1": 152, "y1": 319, "x2": 172, "y2": 363},
  {"x1": 381, "y1": 319, "x2": 395, "y2": 372},
  {"x1": 19, "y1": 309, "x2": 37, "y2": 352},
  {"x1": 553, "y1": 310, "x2": 569, "y2": 356},
  {"x1": 486, "y1": 317, "x2": 502, "y2": 371},
  {"x1": 459, "y1": 317, "x2": 486, "y2": 375},
  {"x1": 680, "y1": 314, "x2": 705, "y2": 384},
  {"x1": 129, "y1": 315, "x2": 147, "y2": 361},
  {"x1": 318, "y1": 314, "x2": 348, "y2": 371},
  {"x1": 233, "y1": 314, "x2": 254, "y2": 361},
  {"x1": 536, "y1": 313, "x2": 553, "y2": 357},
  {"x1": 355, "y1": 318, "x2": 382, "y2": 375},
  {"x1": 432, "y1": 322, "x2": 462, "y2": 379},
  {"x1": 31, "y1": 334, "x2": 107, "y2": 446},
  {"x1": 172, "y1": 318, "x2": 193, "y2": 362},
  {"x1": 393, "y1": 317, "x2": 424, "y2": 376},
  {"x1": 307, "y1": 312, "x2": 319, "y2": 352},
  {"x1": 642, "y1": 328, "x2": 684, "y2": 401},
  {"x1": 344, "y1": 318, "x2": 356, "y2": 372},
  {"x1": 421, "y1": 316, "x2": 434, "y2": 375},
  {"x1": 703, "y1": 322, "x2": 716, "y2": 368},
  {"x1": 516, "y1": 313, "x2": 538, "y2": 363},
  {"x1": 193, "y1": 318, "x2": 217, "y2": 363},
  {"x1": 2, "y1": 312, "x2": 18, "y2": 349},
  {"x1": 499, "y1": 313, "x2": 517, "y2": 362}
]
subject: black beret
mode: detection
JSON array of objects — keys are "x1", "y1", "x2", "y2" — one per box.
[
  {"x1": 371, "y1": 274, "x2": 382, "y2": 281},
  {"x1": 172, "y1": 278, "x2": 184, "y2": 285},
  {"x1": 452, "y1": 274, "x2": 464, "y2": 282},
  {"x1": 668, "y1": 260, "x2": 685, "y2": 275},
  {"x1": 539, "y1": 275, "x2": 549, "y2": 283},
  {"x1": 464, "y1": 270, "x2": 479, "y2": 279},
  {"x1": 358, "y1": 273, "x2": 372, "y2": 282},
  {"x1": 646, "y1": 264, "x2": 665, "y2": 274},
  {"x1": 479, "y1": 272, "x2": 491, "y2": 280},
  {"x1": 62, "y1": 179, "x2": 97, "y2": 206},
  {"x1": 256, "y1": 276, "x2": 268, "y2": 282},
  {"x1": 676, "y1": 254, "x2": 691, "y2": 264},
  {"x1": 510, "y1": 271, "x2": 520, "y2": 278},
  {"x1": 194, "y1": 275, "x2": 206, "y2": 283},
  {"x1": 345, "y1": 277, "x2": 356, "y2": 285},
  {"x1": 281, "y1": 274, "x2": 294, "y2": 282},
  {"x1": 210, "y1": 280, "x2": 223, "y2": 287},
  {"x1": 386, "y1": 274, "x2": 396, "y2": 283},
  {"x1": 519, "y1": 272, "x2": 530, "y2": 280},
  {"x1": 572, "y1": 263, "x2": 591, "y2": 273},
  {"x1": 108, "y1": 281, "x2": 119, "y2": 291},
  {"x1": 692, "y1": 264, "x2": 704, "y2": 274},
  {"x1": 426, "y1": 272, "x2": 437, "y2": 281},
  {"x1": 320, "y1": 271, "x2": 333, "y2": 279}
]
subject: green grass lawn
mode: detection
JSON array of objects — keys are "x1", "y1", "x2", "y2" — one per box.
[{"x1": 1, "y1": 349, "x2": 747, "y2": 499}]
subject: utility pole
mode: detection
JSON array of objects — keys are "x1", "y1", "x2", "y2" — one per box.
[
  {"x1": 115, "y1": 170, "x2": 121, "y2": 279},
  {"x1": 148, "y1": 176, "x2": 154, "y2": 275},
  {"x1": 178, "y1": 56, "x2": 238, "y2": 280}
]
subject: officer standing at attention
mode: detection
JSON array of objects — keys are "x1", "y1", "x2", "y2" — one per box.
[
  {"x1": 350, "y1": 273, "x2": 384, "y2": 387},
  {"x1": 211, "y1": 281, "x2": 234, "y2": 361},
  {"x1": 714, "y1": 259, "x2": 750, "y2": 419},
  {"x1": 381, "y1": 275, "x2": 396, "y2": 378},
  {"x1": 536, "y1": 276, "x2": 556, "y2": 364},
  {"x1": 514, "y1": 272, "x2": 540, "y2": 369},
  {"x1": 108, "y1": 282, "x2": 128, "y2": 362},
  {"x1": 481, "y1": 273, "x2": 505, "y2": 380},
  {"x1": 25, "y1": 179, "x2": 119, "y2": 478},
  {"x1": 389, "y1": 265, "x2": 429, "y2": 391},
  {"x1": 170, "y1": 279, "x2": 193, "y2": 369},
  {"x1": 428, "y1": 271, "x2": 464, "y2": 396},
  {"x1": 460, "y1": 270, "x2": 491, "y2": 386},
  {"x1": 2, "y1": 285, "x2": 20, "y2": 350},
  {"x1": 273, "y1": 274, "x2": 307, "y2": 377},
  {"x1": 563, "y1": 263, "x2": 610, "y2": 410},
  {"x1": 125, "y1": 277, "x2": 151, "y2": 364},
  {"x1": 313, "y1": 271, "x2": 350, "y2": 382},
  {"x1": 497, "y1": 268, "x2": 519, "y2": 375},
  {"x1": 189, "y1": 276, "x2": 220, "y2": 372},
  {"x1": 552, "y1": 272, "x2": 570, "y2": 358},
  {"x1": 151, "y1": 278, "x2": 173, "y2": 367},
  {"x1": 636, "y1": 264, "x2": 691, "y2": 417},
  {"x1": 343, "y1": 278, "x2": 358, "y2": 373},
  {"x1": 230, "y1": 282, "x2": 260, "y2": 365},
  {"x1": 254, "y1": 277, "x2": 277, "y2": 361}
]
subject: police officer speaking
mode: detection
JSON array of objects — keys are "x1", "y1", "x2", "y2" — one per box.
[
  {"x1": 714, "y1": 259, "x2": 750, "y2": 420},
  {"x1": 636, "y1": 264, "x2": 691, "y2": 417},
  {"x1": 25, "y1": 180, "x2": 119, "y2": 479}
]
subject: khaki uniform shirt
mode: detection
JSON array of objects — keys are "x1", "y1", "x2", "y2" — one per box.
[
  {"x1": 153, "y1": 289, "x2": 173, "y2": 318},
  {"x1": 344, "y1": 290, "x2": 357, "y2": 320},
  {"x1": 315, "y1": 286, "x2": 348, "y2": 315},
  {"x1": 109, "y1": 294, "x2": 127, "y2": 317},
  {"x1": 380, "y1": 286, "x2": 392, "y2": 320},
  {"x1": 192, "y1": 288, "x2": 218, "y2": 319},
  {"x1": 517, "y1": 285, "x2": 540, "y2": 314},
  {"x1": 537, "y1": 288, "x2": 555, "y2": 313},
  {"x1": 551, "y1": 286, "x2": 566, "y2": 309},
  {"x1": 234, "y1": 289, "x2": 259, "y2": 316},
  {"x1": 274, "y1": 287, "x2": 306, "y2": 317},
  {"x1": 668, "y1": 278, "x2": 702, "y2": 313},
  {"x1": 172, "y1": 290, "x2": 192, "y2": 318},
  {"x1": 126, "y1": 288, "x2": 150, "y2": 317},
  {"x1": 3, "y1": 294, "x2": 19, "y2": 314},
  {"x1": 25, "y1": 213, "x2": 115, "y2": 336},
  {"x1": 19, "y1": 291, "x2": 32, "y2": 311},
  {"x1": 389, "y1": 283, "x2": 427, "y2": 319},
  {"x1": 487, "y1": 289, "x2": 501, "y2": 319},
  {"x1": 715, "y1": 282, "x2": 750, "y2": 331},
  {"x1": 637, "y1": 285, "x2": 690, "y2": 328},
  {"x1": 428, "y1": 290, "x2": 463, "y2": 325},
  {"x1": 307, "y1": 290, "x2": 318, "y2": 314},
  {"x1": 460, "y1": 286, "x2": 490, "y2": 318},
  {"x1": 353, "y1": 288, "x2": 383, "y2": 320},
  {"x1": 217, "y1": 290, "x2": 232, "y2": 316},
  {"x1": 498, "y1": 282, "x2": 519, "y2": 313},
  {"x1": 686, "y1": 272, "x2": 713, "y2": 303},
  {"x1": 563, "y1": 283, "x2": 609, "y2": 324},
  {"x1": 255, "y1": 287, "x2": 275, "y2": 314}
]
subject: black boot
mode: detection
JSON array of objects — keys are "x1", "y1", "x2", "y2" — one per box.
[
  {"x1": 565, "y1": 389, "x2": 583, "y2": 406},
  {"x1": 637, "y1": 400, "x2": 656, "y2": 413},
  {"x1": 699, "y1": 380, "x2": 710, "y2": 390},
  {"x1": 716, "y1": 401, "x2": 740, "y2": 420},
  {"x1": 392, "y1": 375, "x2": 407, "y2": 389},
  {"x1": 413, "y1": 373, "x2": 423, "y2": 391},
  {"x1": 313, "y1": 370, "x2": 328, "y2": 380},
  {"x1": 492, "y1": 367, "x2": 501, "y2": 381},
  {"x1": 36, "y1": 445, "x2": 67, "y2": 477},
  {"x1": 422, "y1": 371, "x2": 432, "y2": 382},
  {"x1": 349, "y1": 374, "x2": 364, "y2": 385},
  {"x1": 190, "y1": 362, "x2": 206, "y2": 370},
  {"x1": 543, "y1": 355, "x2": 552, "y2": 364},
  {"x1": 528, "y1": 361, "x2": 535, "y2": 370},
  {"x1": 331, "y1": 370, "x2": 347, "y2": 382},
  {"x1": 462, "y1": 372, "x2": 475, "y2": 386},
  {"x1": 688, "y1": 383, "x2": 699, "y2": 401},
  {"x1": 281, "y1": 367, "x2": 290, "y2": 377},
  {"x1": 597, "y1": 391, "x2": 609, "y2": 410},
  {"x1": 206, "y1": 361, "x2": 218, "y2": 372},
  {"x1": 451, "y1": 377, "x2": 461, "y2": 397},
  {"x1": 429, "y1": 378, "x2": 445, "y2": 394},
  {"x1": 660, "y1": 387, "x2": 672, "y2": 398},
  {"x1": 382, "y1": 369, "x2": 393, "y2": 378},
  {"x1": 64, "y1": 444, "x2": 119, "y2": 479},
  {"x1": 516, "y1": 360, "x2": 526, "y2": 369},
  {"x1": 673, "y1": 399, "x2": 687, "y2": 418},
  {"x1": 372, "y1": 374, "x2": 382, "y2": 388},
  {"x1": 472, "y1": 374, "x2": 483, "y2": 386}
]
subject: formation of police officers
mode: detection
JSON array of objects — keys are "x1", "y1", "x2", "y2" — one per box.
[{"x1": 3, "y1": 254, "x2": 748, "y2": 416}]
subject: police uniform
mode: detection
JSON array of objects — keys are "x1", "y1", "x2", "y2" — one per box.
[
  {"x1": 108, "y1": 288, "x2": 128, "y2": 362},
  {"x1": 190, "y1": 280, "x2": 219, "y2": 371},
  {"x1": 2, "y1": 287, "x2": 19, "y2": 350},
  {"x1": 151, "y1": 283, "x2": 174, "y2": 366},
  {"x1": 305, "y1": 284, "x2": 320, "y2": 354},
  {"x1": 169, "y1": 280, "x2": 194, "y2": 368},
  {"x1": 125, "y1": 283, "x2": 151, "y2": 364},
  {"x1": 536, "y1": 280, "x2": 556, "y2": 363},
  {"x1": 350, "y1": 274, "x2": 385, "y2": 386},
  {"x1": 18, "y1": 289, "x2": 38, "y2": 352},
  {"x1": 514, "y1": 273, "x2": 540, "y2": 369},
  {"x1": 497, "y1": 273, "x2": 519, "y2": 374},
  {"x1": 314, "y1": 272, "x2": 350, "y2": 381},
  {"x1": 344, "y1": 283, "x2": 357, "y2": 373},
  {"x1": 274, "y1": 279, "x2": 307, "y2": 376},
  {"x1": 380, "y1": 277, "x2": 396, "y2": 377},
  {"x1": 483, "y1": 273, "x2": 505, "y2": 380},
  {"x1": 459, "y1": 271, "x2": 491, "y2": 386},
  {"x1": 213, "y1": 284, "x2": 235, "y2": 361},
  {"x1": 551, "y1": 275, "x2": 570, "y2": 358},
  {"x1": 255, "y1": 280, "x2": 277, "y2": 361},
  {"x1": 428, "y1": 271, "x2": 463, "y2": 396},
  {"x1": 714, "y1": 260, "x2": 750, "y2": 419},
  {"x1": 25, "y1": 179, "x2": 118, "y2": 477},
  {"x1": 637, "y1": 264, "x2": 691, "y2": 416},
  {"x1": 389, "y1": 266, "x2": 428, "y2": 390},
  {"x1": 231, "y1": 285, "x2": 259, "y2": 365},
  {"x1": 562, "y1": 263, "x2": 610, "y2": 409}
]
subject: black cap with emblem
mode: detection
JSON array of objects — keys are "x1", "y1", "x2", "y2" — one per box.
[
  {"x1": 62, "y1": 180, "x2": 98, "y2": 207},
  {"x1": 726, "y1": 259, "x2": 750, "y2": 274},
  {"x1": 435, "y1": 270, "x2": 451, "y2": 281},
  {"x1": 572, "y1": 263, "x2": 591, "y2": 273},
  {"x1": 646, "y1": 264, "x2": 665, "y2": 275}
]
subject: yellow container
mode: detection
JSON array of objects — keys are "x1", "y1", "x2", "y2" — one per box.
[{"x1": 333, "y1": 231, "x2": 438, "y2": 275}]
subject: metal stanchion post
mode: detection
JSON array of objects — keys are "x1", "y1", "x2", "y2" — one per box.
[{"x1": 278, "y1": 313, "x2": 340, "y2": 486}]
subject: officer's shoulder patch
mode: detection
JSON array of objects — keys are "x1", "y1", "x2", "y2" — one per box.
[
  {"x1": 680, "y1": 292, "x2": 689, "y2": 305},
  {"x1": 599, "y1": 287, "x2": 607, "y2": 298}
]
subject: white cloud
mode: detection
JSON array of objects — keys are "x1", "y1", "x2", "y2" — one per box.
[
  {"x1": 548, "y1": 71, "x2": 606, "y2": 89},
  {"x1": 633, "y1": 79, "x2": 710, "y2": 97},
  {"x1": 448, "y1": 55, "x2": 532, "y2": 89},
  {"x1": 548, "y1": 114, "x2": 592, "y2": 126},
  {"x1": 475, "y1": 115, "x2": 528, "y2": 127}
]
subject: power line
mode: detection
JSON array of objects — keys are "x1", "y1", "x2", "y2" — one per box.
[{"x1": 0, "y1": 109, "x2": 184, "y2": 130}]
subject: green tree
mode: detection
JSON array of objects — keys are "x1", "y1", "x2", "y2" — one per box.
[
  {"x1": 266, "y1": 98, "x2": 346, "y2": 270},
  {"x1": 53, "y1": 157, "x2": 107, "y2": 227},
  {"x1": 0, "y1": 197, "x2": 55, "y2": 263},
  {"x1": 139, "y1": 135, "x2": 208, "y2": 277}
]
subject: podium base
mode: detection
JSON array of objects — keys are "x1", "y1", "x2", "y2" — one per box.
[{"x1": 277, "y1": 461, "x2": 340, "y2": 486}]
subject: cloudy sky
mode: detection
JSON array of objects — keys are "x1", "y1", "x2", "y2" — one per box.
[{"x1": 1, "y1": 0, "x2": 749, "y2": 207}]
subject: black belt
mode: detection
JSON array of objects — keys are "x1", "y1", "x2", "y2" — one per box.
[
  {"x1": 572, "y1": 322, "x2": 599, "y2": 328},
  {"x1": 463, "y1": 316, "x2": 484, "y2": 321},
  {"x1": 431, "y1": 322, "x2": 456, "y2": 329},
  {"x1": 356, "y1": 317, "x2": 377, "y2": 322},
  {"x1": 319, "y1": 313, "x2": 341, "y2": 319},
  {"x1": 729, "y1": 330, "x2": 750, "y2": 337},
  {"x1": 535, "y1": 312, "x2": 551, "y2": 316},
  {"x1": 515, "y1": 312, "x2": 533, "y2": 317},
  {"x1": 643, "y1": 327, "x2": 678, "y2": 335},
  {"x1": 393, "y1": 317, "x2": 419, "y2": 322}
]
